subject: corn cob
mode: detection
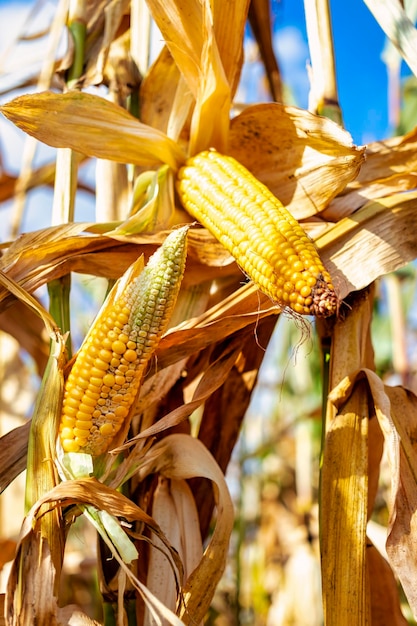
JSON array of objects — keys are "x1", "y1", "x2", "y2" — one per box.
[
  {"x1": 176, "y1": 149, "x2": 337, "y2": 317},
  {"x1": 59, "y1": 226, "x2": 188, "y2": 456}
]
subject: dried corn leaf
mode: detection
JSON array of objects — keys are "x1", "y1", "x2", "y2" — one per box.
[
  {"x1": 145, "y1": 0, "x2": 204, "y2": 99},
  {"x1": 0, "y1": 91, "x2": 185, "y2": 170},
  {"x1": 0, "y1": 299, "x2": 49, "y2": 375},
  {"x1": 155, "y1": 283, "x2": 277, "y2": 372},
  {"x1": 83, "y1": 0, "x2": 131, "y2": 87},
  {"x1": 116, "y1": 331, "x2": 247, "y2": 445},
  {"x1": 140, "y1": 46, "x2": 182, "y2": 135},
  {"x1": 0, "y1": 162, "x2": 59, "y2": 203},
  {"x1": 0, "y1": 421, "x2": 30, "y2": 493},
  {"x1": 0, "y1": 225, "x2": 240, "y2": 314},
  {"x1": 194, "y1": 315, "x2": 276, "y2": 536},
  {"x1": 229, "y1": 103, "x2": 365, "y2": 219},
  {"x1": 6, "y1": 529, "x2": 60, "y2": 626},
  {"x1": 57, "y1": 605, "x2": 102, "y2": 626},
  {"x1": 211, "y1": 0, "x2": 249, "y2": 97},
  {"x1": 6, "y1": 477, "x2": 184, "y2": 624},
  {"x1": 325, "y1": 128, "x2": 417, "y2": 220},
  {"x1": 364, "y1": 0, "x2": 417, "y2": 77},
  {"x1": 384, "y1": 385, "x2": 417, "y2": 620},
  {"x1": 138, "y1": 434, "x2": 234, "y2": 625},
  {"x1": 367, "y1": 543, "x2": 409, "y2": 626},
  {"x1": 316, "y1": 190, "x2": 417, "y2": 301},
  {"x1": 188, "y1": 7, "x2": 231, "y2": 155},
  {"x1": 0, "y1": 269, "x2": 61, "y2": 338},
  {"x1": 147, "y1": 0, "x2": 232, "y2": 154}
]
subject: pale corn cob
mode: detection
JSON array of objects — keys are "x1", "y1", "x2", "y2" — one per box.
[
  {"x1": 59, "y1": 226, "x2": 188, "y2": 456},
  {"x1": 176, "y1": 149, "x2": 337, "y2": 317}
]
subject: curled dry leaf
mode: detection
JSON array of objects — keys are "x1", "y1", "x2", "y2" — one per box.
[
  {"x1": 325, "y1": 128, "x2": 417, "y2": 221},
  {"x1": 6, "y1": 530, "x2": 60, "y2": 626},
  {"x1": 364, "y1": 0, "x2": 417, "y2": 77},
  {"x1": 140, "y1": 46, "x2": 182, "y2": 135},
  {"x1": 228, "y1": 103, "x2": 365, "y2": 219},
  {"x1": 83, "y1": 0, "x2": 132, "y2": 88},
  {"x1": 0, "y1": 421, "x2": 31, "y2": 494},
  {"x1": 0, "y1": 91, "x2": 185, "y2": 170},
  {"x1": 0, "y1": 226, "x2": 237, "y2": 316},
  {"x1": 138, "y1": 434, "x2": 234, "y2": 625},
  {"x1": 316, "y1": 190, "x2": 417, "y2": 301}
]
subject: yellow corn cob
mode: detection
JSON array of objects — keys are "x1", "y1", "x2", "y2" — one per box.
[
  {"x1": 176, "y1": 149, "x2": 337, "y2": 317},
  {"x1": 59, "y1": 226, "x2": 188, "y2": 456}
]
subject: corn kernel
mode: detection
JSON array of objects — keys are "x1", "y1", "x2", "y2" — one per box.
[
  {"x1": 58, "y1": 226, "x2": 188, "y2": 456},
  {"x1": 176, "y1": 149, "x2": 337, "y2": 317}
]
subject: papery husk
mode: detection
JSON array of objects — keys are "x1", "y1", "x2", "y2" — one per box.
[
  {"x1": 228, "y1": 103, "x2": 365, "y2": 219},
  {"x1": 144, "y1": 477, "x2": 184, "y2": 622},
  {"x1": 0, "y1": 273, "x2": 67, "y2": 607},
  {"x1": 383, "y1": 385, "x2": 417, "y2": 620},
  {"x1": 316, "y1": 190, "x2": 417, "y2": 301},
  {"x1": 0, "y1": 91, "x2": 185, "y2": 170},
  {"x1": 143, "y1": 0, "x2": 233, "y2": 154},
  {"x1": 138, "y1": 434, "x2": 234, "y2": 625},
  {"x1": 76, "y1": 0, "x2": 131, "y2": 88},
  {"x1": 0, "y1": 225, "x2": 239, "y2": 311},
  {"x1": 6, "y1": 478, "x2": 185, "y2": 625},
  {"x1": 0, "y1": 422, "x2": 31, "y2": 494},
  {"x1": 140, "y1": 46, "x2": 182, "y2": 136},
  {"x1": 324, "y1": 128, "x2": 417, "y2": 221}
]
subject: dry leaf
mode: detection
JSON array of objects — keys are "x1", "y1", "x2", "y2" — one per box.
[
  {"x1": 6, "y1": 530, "x2": 60, "y2": 626},
  {"x1": 367, "y1": 542, "x2": 409, "y2": 626},
  {"x1": 384, "y1": 385, "x2": 417, "y2": 620},
  {"x1": 0, "y1": 422, "x2": 31, "y2": 493},
  {"x1": 364, "y1": 0, "x2": 417, "y2": 76},
  {"x1": 138, "y1": 433, "x2": 234, "y2": 625},
  {"x1": 140, "y1": 47, "x2": 182, "y2": 136},
  {"x1": 0, "y1": 92, "x2": 185, "y2": 170},
  {"x1": 317, "y1": 190, "x2": 417, "y2": 301},
  {"x1": 325, "y1": 128, "x2": 417, "y2": 220},
  {"x1": 228, "y1": 103, "x2": 365, "y2": 219}
]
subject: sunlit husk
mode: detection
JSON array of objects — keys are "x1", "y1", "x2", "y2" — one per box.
[
  {"x1": 137, "y1": 434, "x2": 234, "y2": 625},
  {"x1": 0, "y1": 91, "x2": 185, "y2": 170},
  {"x1": 228, "y1": 103, "x2": 365, "y2": 219}
]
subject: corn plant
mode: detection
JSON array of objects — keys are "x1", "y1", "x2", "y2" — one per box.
[{"x1": 1, "y1": 0, "x2": 417, "y2": 625}]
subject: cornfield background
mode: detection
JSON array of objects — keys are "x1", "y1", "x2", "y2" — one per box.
[{"x1": 1, "y1": 0, "x2": 417, "y2": 625}]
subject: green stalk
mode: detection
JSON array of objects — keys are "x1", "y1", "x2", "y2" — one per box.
[
  {"x1": 66, "y1": 0, "x2": 87, "y2": 87},
  {"x1": 48, "y1": 274, "x2": 72, "y2": 358},
  {"x1": 67, "y1": 18, "x2": 86, "y2": 87}
]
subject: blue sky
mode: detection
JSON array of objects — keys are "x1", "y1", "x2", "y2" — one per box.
[{"x1": 270, "y1": 0, "x2": 409, "y2": 144}]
